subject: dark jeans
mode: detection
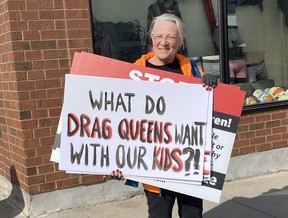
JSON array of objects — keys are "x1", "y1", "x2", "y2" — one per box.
[{"x1": 145, "y1": 189, "x2": 203, "y2": 218}]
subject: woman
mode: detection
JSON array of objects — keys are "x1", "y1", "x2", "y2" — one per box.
[{"x1": 105, "y1": 13, "x2": 217, "y2": 218}]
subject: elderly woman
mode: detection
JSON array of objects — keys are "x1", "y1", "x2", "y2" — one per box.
[{"x1": 106, "y1": 13, "x2": 217, "y2": 218}]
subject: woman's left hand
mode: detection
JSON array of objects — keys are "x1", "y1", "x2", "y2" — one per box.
[
  {"x1": 201, "y1": 74, "x2": 218, "y2": 91},
  {"x1": 103, "y1": 169, "x2": 124, "y2": 181}
]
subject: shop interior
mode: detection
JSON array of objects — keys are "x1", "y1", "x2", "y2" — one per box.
[{"x1": 90, "y1": 0, "x2": 288, "y2": 106}]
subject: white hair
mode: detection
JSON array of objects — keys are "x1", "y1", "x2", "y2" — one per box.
[{"x1": 148, "y1": 13, "x2": 186, "y2": 47}]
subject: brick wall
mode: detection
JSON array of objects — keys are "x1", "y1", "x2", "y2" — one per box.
[
  {"x1": 233, "y1": 106, "x2": 288, "y2": 156},
  {"x1": 0, "y1": 0, "x2": 287, "y2": 197},
  {"x1": 0, "y1": 0, "x2": 103, "y2": 195}
]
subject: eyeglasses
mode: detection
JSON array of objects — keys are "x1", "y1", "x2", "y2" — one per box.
[{"x1": 152, "y1": 34, "x2": 179, "y2": 43}]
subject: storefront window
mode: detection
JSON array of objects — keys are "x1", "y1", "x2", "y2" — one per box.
[
  {"x1": 90, "y1": 0, "x2": 218, "y2": 60},
  {"x1": 90, "y1": 0, "x2": 288, "y2": 108},
  {"x1": 222, "y1": 1, "x2": 288, "y2": 107}
]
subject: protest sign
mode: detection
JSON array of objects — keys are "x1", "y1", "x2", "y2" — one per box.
[
  {"x1": 59, "y1": 74, "x2": 212, "y2": 183},
  {"x1": 51, "y1": 52, "x2": 245, "y2": 202}
]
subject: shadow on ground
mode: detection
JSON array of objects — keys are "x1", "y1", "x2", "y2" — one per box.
[
  {"x1": 204, "y1": 186, "x2": 288, "y2": 218},
  {"x1": 0, "y1": 164, "x2": 25, "y2": 218}
]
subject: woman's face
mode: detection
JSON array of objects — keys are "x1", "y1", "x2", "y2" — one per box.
[{"x1": 151, "y1": 20, "x2": 181, "y2": 64}]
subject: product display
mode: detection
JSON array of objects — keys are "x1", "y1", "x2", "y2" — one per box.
[
  {"x1": 244, "y1": 86, "x2": 288, "y2": 105},
  {"x1": 90, "y1": 1, "x2": 287, "y2": 107},
  {"x1": 245, "y1": 95, "x2": 259, "y2": 105},
  {"x1": 201, "y1": 55, "x2": 220, "y2": 78}
]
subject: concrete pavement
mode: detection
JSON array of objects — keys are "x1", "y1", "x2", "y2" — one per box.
[{"x1": 1, "y1": 171, "x2": 287, "y2": 218}]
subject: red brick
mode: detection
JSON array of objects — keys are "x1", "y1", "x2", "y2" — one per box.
[
  {"x1": 272, "y1": 111, "x2": 287, "y2": 120},
  {"x1": 7, "y1": 1, "x2": 26, "y2": 10},
  {"x1": 26, "y1": 0, "x2": 53, "y2": 10},
  {"x1": 12, "y1": 145, "x2": 25, "y2": 157},
  {"x1": 23, "y1": 138, "x2": 40, "y2": 149},
  {"x1": 39, "y1": 136, "x2": 54, "y2": 146},
  {"x1": 28, "y1": 185, "x2": 40, "y2": 195},
  {"x1": 281, "y1": 118, "x2": 288, "y2": 125},
  {"x1": 55, "y1": 20, "x2": 66, "y2": 29},
  {"x1": 8, "y1": 11, "x2": 21, "y2": 21},
  {"x1": 272, "y1": 126, "x2": 287, "y2": 134},
  {"x1": 256, "y1": 143, "x2": 272, "y2": 152},
  {"x1": 38, "y1": 164, "x2": 55, "y2": 174},
  {"x1": 231, "y1": 148, "x2": 239, "y2": 157},
  {"x1": 250, "y1": 136, "x2": 266, "y2": 145},
  {"x1": 255, "y1": 129, "x2": 272, "y2": 137},
  {"x1": 56, "y1": 177, "x2": 80, "y2": 189},
  {"x1": 255, "y1": 113, "x2": 271, "y2": 121},
  {"x1": 20, "y1": 11, "x2": 38, "y2": 20},
  {"x1": 67, "y1": 29, "x2": 91, "y2": 39},
  {"x1": 23, "y1": 31, "x2": 41, "y2": 40},
  {"x1": 249, "y1": 122, "x2": 265, "y2": 131},
  {"x1": 27, "y1": 174, "x2": 46, "y2": 185},
  {"x1": 233, "y1": 139, "x2": 249, "y2": 148},
  {"x1": 11, "y1": 153, "x2": 24, "y2": 165},
  {"x1": 40, "y1": 30, "x2": 67, "y2": 40},
  {"x1": 272, "y1": 140, "x2": 288, "y2": 149},
  {"x1": 239, "y1": 146, "x2": 256, "y2": 155},
  {"x1": 37, "y1": 98, "x2": 62, "y2": 108},
  {"x1": 33, "y1": 60, "x2": 59, "y2": 69},
  {"x1": 282, "y1": 133, "x2": 288, "y2": 140},
  {"x1": 46, "y1": 171, "x2": 70, "y2": 182},
  {"x1": 17, "y1": 81, "x2": 35, "y2": 91},
  {"x1": 35, "y1": 79, "x2": 61, "y2": 89},
  {"x1": 31, "y1": 109, "x2": 48, "y2": 119},
  {"x1": 39, "y1": 182, "x2": 56, "y2": 192},
  {"x1": 239, "y1": 116, "x2": 255, "y2": 125},
  {"x1": 28, "y1": 21, "x2": 55, "y2": 30},
  {"x1": 66, "y1": 20, "x2": 90, "y2": 30},
  {"x1": 34, "y1": 128, "x2": 50, "y2": 138},
  {"x1": 266, "y1": 120, "x2": 281, "y2": 128},
  {"x1": 10, "y1": 32, "x2": 23, "y2": 41},
  {"x1": 10, "y1": 21, "x2": 28, "y2": 31},
  {"x1": 8, "y1": 51, "x2": 25, "y2": 62},
  {"x1": 65, "y1": 10, "x2": 89, "y2": 19},
  {"x1": 46, "y1": 88, "x2": 64, "y2": 98},
  {"x1": 68, "y1": 39, "x2": 92, "y2": 48},
  {"x1": 27, "y1": 167, "x2": 38, "y2": 176},
  {"x1": 80, "y1": 175, "x2": 102, "y2": 184},
  {"x1": 43, "y1": 50, "x2": 68, "y2": 60},
  {"x1": 53, "y1": 0, "x2": 64, "y2": 9},
  {"x1": 237, "y1": 131, "x2": 255, "y2": 140},
  {"x1": 49, "y1": 110, "x2": 62, "y2": 120},
  {"x1": 19, "y1": 101, "x2": 36, "y2": 110},
  {"x1": 59, "y1": 59, "x2": 70, "y2": 68},
  {"x1": 25, "y1": 51, "x2": 43, "y2": 61},
  {"x1": 24, "y1": 149, "x2": 36, "y2": 158},
  {"x1": 39, "y1": 10, "x2": 64, "y2": 20},
  {"x1": 25, "y1": 156, "x2": 43, "y2": 167},
  {"x1": 64, "y1": 0, "x2": 90, "y2": 9},
  {"x1": 57, "y1": 40, "x2": 68, "y2": 49},
  {"x1": 30, "y1": 90, "x2": 47, "y2": 100}
]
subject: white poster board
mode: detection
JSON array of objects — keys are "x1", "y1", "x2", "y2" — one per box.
[{"x1": 59, "y1": 74, "x2": 212, "y2": 183}]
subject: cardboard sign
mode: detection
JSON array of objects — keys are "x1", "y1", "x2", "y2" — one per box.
[
  {"x1": 51, "y1": 52, "x2": 245, "y2": 202},
  {"x1": 59, "y1": 74, "x2": 212, "y2": 183}
]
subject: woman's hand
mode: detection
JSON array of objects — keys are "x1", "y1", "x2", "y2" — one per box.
[
  {"x1": 103, "y1": 169, "x2": 124, "y2": 181},
  {"x1": 201, "y1": 74, "x2": 218, "y2": 91}
]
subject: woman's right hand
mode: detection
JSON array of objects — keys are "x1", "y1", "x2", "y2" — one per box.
[{"x1": 103, "y1": 169, "x2": 124, "y2": 181}]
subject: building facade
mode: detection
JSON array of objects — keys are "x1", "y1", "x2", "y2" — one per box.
[{"x1": 0, "y1": 0, "x2": 287, "y2": 216}]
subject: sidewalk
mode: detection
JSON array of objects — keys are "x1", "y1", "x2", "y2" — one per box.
[{"x1": 1, "y1": 171, "x2": 287, "y2": 218}]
